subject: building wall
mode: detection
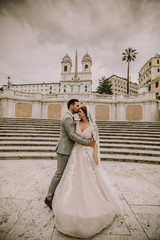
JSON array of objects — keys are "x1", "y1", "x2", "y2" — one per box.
[
  {"x1": 138, "y1": 53, "x2": 160, "y2": 96},
  {"x1": 146, "y1": 77, "x2": 160, "y2": 97},
  {"x1": 108, "y1": 75, "x2": 138, "y2": 95},
  {"x1": 0, "y1": 89, "x2": 159, "y2": 121},
  {"x1": 3, "y1": 83, "x2": 60, "y2": 94}
]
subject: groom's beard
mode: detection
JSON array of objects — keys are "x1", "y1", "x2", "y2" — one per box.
[{"x1": 73, "y1": 109, "x2": 79, "y2": 114}]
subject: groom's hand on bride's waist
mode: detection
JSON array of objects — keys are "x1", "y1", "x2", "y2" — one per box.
[{"x1": 88, "y1": 138, "x2": 93, "y2": 147}]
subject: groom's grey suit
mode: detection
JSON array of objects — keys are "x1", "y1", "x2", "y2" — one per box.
[{"x1": 47, "y1": 111, "x2": 89, "y2": 200}]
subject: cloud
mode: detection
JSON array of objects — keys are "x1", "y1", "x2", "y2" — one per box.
[{"x1": 0, "y1": 0, "x2": 160, "y2": 89}]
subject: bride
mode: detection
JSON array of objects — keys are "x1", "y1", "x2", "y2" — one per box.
[{"x1": 52, "y1": 105, "x2": 123, "y2": 238}]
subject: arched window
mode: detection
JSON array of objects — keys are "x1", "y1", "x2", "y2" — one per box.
[
  {"x1": 148, "y1": 84, "x2": 151, "y2": 92},
  {"x1": 85, "y1": 64, "x2": 88, "y2": 71},
  {"x1": 64, "y1": 66, "x2": 67, "y2": 72},
  {"x1": 155, "y1": 81, "x2": 159, "y2": 88},
  {"x1": 85, "y1": 84, "x2": 87, "y2": 92}
]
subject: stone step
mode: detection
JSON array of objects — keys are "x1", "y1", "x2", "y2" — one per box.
[
  {"x1": 100, "y1": 144, "x2": 160, "y2": 151},
  {"x1": 0, "y1": 120, "x2": 159, "y2": 124},
  {"x1": 97, "y1": 123, "x2": 160, "y2": 126},
  {"x1": 0, "y1": 133, "x2": 60, "y2": 138},
  {"x1": 99, "y1": 136, "x2": 160, "y2": 141},
  {"x1": 1, "y1": 128, "x2": 160, "y2": 134},
  {"x1": 0, "y1": 152, "x2": 159, "y2": 164},
  {"x1": 0, "y1": 142, "x2": 160, "y2": 151},
  {"x1": 0, "y1": 146, "x2": 55, "y2": 152},
  {"x1": 1, "y1": 118, "x2": 160, "y2": 164},
  {"x1": 0, "y1": 152, "x2": 57, "y2": 160},
  {"x1": 0, "y1": 139, "x2": 160, "y2": 146},
  {"x1": 100, "y1": 133, "x2": 160, "y2": 138},
  {"x1": 0, "y1": 146, "x2": 160, "y2": 157},
  {"x1": 1, "y1": 118, "x2": 159, "y2": 123},
  {"x1": 0, "y1": 123, "x2": 60, "y2": 127},
  {"x1": 0, "y1": 142, "x2": 57, "y2": 146},
  {"x1": 100, "y1": 148, "x2": 160, "y2": 157},
  {"x1": 1, "y1": 123, "x2": 159, "y2": 127},
  {"x1": 0, "y1": 132, "x2": 160, "y2": 138},
  {"x1": 0, "y1": 137, "x2": 58, "y2": 141},
  {"x1": 1, "y1": 120, "x2": 160, "y2": 127},
  {"x1": 100, "y1": 139, "x2": 160, "y2": 146},
  {"x1": 100, "y1": 154, "x2": 160, "y2": 164},
  {"x1": 0, "y1": 130, "x2": 60, "y2": 134},
  {"x1": 0, "y1": 135, "x2": 159, "y2": 142}
]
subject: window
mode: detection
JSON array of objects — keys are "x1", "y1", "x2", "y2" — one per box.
[
  {"x1": 64, "y1": 66, "x2": 67, "y2": 72},
  {"x1": 157, "y1": 68, "x2": 160, "y2": 72},
  {"x1": 85, "y1": 64, "x2": 88, "y2": 71},
  {"x1": 64, "y1": 85, "x2": 66, "y2": 92},
  {"x1": 85, "y1": 85, "x2": 87, "y2": 92},
  {"x1": 50, "y1": 86, "x2": 52, "y2": 90},
  {"x1": 157, "y1": 60, "x2": 159, "y2": 64},
  {"x1": 156, "y1": 82, "x2": 159, "y2": 88},
  {"x1": 148, "y1": 84, "x2": 151, "y2": 92},
  {"x1": 149, "y1": 61, "x2": 152, "y2": 67}
]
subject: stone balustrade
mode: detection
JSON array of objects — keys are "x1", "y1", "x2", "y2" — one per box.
[{"x1": 0, "y1": 89, "x2": 159, "y2": 121}]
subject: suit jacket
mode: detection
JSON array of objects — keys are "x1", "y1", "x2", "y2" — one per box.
[{"x1": 56, "y1": 111, "x2": 89, "y2": 155}]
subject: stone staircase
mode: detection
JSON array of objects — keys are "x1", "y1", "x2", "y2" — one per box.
[{"x1": 0, "y1": 117, "x2": 160, "y2": 164}]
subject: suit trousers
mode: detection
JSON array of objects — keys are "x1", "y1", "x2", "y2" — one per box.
[{"x1": 47, "y1": 153, "x2": 69, "y2": 200}]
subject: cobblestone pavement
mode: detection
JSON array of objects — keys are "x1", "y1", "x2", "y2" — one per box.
[{"x1": 0, "y1": 160, "x2": 160, "y2": 240}]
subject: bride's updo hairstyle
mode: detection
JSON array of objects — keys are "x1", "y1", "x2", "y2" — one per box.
[{"x1": 79, "y1": 106, "x2": 88, "y2": 121}]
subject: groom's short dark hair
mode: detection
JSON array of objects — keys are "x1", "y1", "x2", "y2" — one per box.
[{"x1": 67, "y1": 99, "x2": 79, "y2": 109}]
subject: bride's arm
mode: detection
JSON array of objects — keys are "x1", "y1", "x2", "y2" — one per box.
[{"x1": 93, "y1": 123, "x2": 99, "y2": 165}]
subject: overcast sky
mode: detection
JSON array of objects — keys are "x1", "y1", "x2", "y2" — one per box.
[{"x1": 0, "y1": 0, "x2": 160, "y2": 90}]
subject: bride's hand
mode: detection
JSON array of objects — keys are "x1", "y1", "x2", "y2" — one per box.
[{"x1": 94, "y1": 154, "x2": 98, "y2": 165}]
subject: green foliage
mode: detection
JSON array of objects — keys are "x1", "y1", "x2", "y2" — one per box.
[
  {"x1": 122, "y1": 47, "x2": 138, "y2": 94},
  {"x1": 97, "y1": 77, "x2": 113, "y2": 94},
  {"x1": 122, "y1": 47, "x2": 138, "y2": 62}
]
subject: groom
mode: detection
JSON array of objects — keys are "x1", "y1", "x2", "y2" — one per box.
[{"x1": 45, "y1": 99, "x2": 93, "y2": 210}]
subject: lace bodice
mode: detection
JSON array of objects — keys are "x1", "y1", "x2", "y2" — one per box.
[{"x1": 76, "y1": 121, "x2": 92, "y2": 138}]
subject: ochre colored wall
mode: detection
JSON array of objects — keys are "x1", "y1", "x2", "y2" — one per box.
[
  {"x1": 48, "y1": 104, "x2": 62, "y2": 119},
  {"x1": 95, "y1": 105, "x2": 110, "y2": 120},
  {"x1": 126, "y1": 105, "x2": 142, "y2": 121},
  {"x1": 15, "y1": 103, "x2": 32, "y2": 118}
]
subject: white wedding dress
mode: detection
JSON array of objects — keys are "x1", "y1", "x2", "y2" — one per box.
[{"x1": 52, "y1": 123, "x2": 123, "y2": 238}]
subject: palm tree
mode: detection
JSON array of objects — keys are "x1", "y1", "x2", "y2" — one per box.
[{"x1": 122, "y1": 48, "x2": 138, "y2": 94}]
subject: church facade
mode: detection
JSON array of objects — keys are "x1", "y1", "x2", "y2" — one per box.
[
  {"x1": 2, "y1": 52, "x2": 92, "y2": 94},
  {"x1": 60, "y1": 52, "x2": 92, "y2": 93}
]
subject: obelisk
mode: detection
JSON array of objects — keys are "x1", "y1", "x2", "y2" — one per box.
[{"x1": 74, "y1": 50, "x2": 78, "y2": 79}]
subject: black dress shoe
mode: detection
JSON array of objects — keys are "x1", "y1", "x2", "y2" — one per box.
[{"x1": 45, "y1": 197, "x2": 52, "y2": 210}]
